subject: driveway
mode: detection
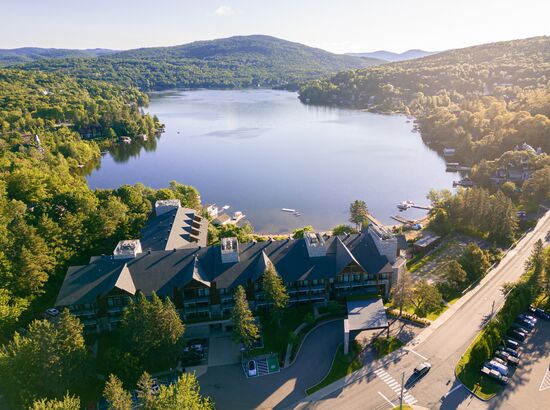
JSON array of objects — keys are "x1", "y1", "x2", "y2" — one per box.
[{"x1": 199, "y1": 320, "x2": 342, "y2": 409}]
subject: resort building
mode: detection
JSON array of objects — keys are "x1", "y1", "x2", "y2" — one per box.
[{"x1": 54, "y1": 202, "x2": 406, "y2": 333}]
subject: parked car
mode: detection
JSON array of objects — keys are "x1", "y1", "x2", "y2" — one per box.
[
  {"x1": 511, "y1": 323, "x2": 531, "y2": 333},
  {"x1": 485, "y1": 359, "x2": 509, "y2": 376},
  {"x1": 507, "y1": 328, "x2": 527, "y2": 341},
  {"x1": 44, "y1": 308, "x2": 60, "y2": 318},
  {"x1": 519, "y1": 313, "x2": 537, "y2": 325},
  {"x1": 495, "y1": 350, "x2": 520, "y2": 366},
  {"x1": 502, "y1": 346, "x2": 521, "y2": 358},
  {"x1": 248, "y1": 360, "x2": 257, "y2": 377},
  {"x1": 481, "y1": 366, "x2": 508, "y2": 384},
  {"x1": 515, "y1": 317, "x2": 535, "y2": 330},
  {"x1": 505, "y1": 338, "x2": 521, "y2": 351},
  {"x1": 529, "y1": 305, "x2": 550, "y2": 321}
]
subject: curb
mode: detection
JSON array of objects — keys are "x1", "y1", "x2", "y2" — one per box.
[
  {"x1": 284, "y1": 318, "x2": 342, "y2": 370},
  {"x1": 453, "y1": 366, "x2": 495, "y2": 402}
]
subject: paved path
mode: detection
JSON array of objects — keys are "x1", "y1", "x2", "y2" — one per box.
[
  {"x1": 293, "y1": 210, "x2": 550, "y2": 410},
  {"x1": 199, "y1": 320, "x2": 342, "y2": 409}
]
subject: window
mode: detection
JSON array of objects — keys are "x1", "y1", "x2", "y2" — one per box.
[{"x1": 197, "y1": 288, "x2": 210, "y2": 297}]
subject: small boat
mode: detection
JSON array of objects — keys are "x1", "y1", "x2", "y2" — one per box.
[
  {"x1": 294, "y1": 212, "x2": 301, "y2": 217},
  {"x1": 221, "y1": 205, "x2": 230, "y2": 210},
  {"x1": 397, "y1": 201, "x2": 414, "y2": 211},
  {"x1": 281, "y1": 208, "x2": 296, "y2": 213}
]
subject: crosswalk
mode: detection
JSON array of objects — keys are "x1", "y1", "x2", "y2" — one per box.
[
  {"x1": 374, "y1": 368, "x2": 417, "y2": 406},
  {"x1": 539, "y1": 368, "x2": 550, "y2": 391}
]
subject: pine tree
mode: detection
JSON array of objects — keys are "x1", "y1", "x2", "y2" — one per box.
[
  {"x1": 103, "y1": 374, "x2": 132, "y2": 410},
  {"x1": 153, "y1": 373, "x2": 214, "y2": 410},
  {"x1": 121, "y1": 291, "x2": 185, "y2": 363},
  {"x1": 136, "y1": 371, "x2": 156, "y2": 410},
  {"x1": 30, "y1": 393, "x2": 80, "y2": 410},
  {"x1": 231, "y1": 286, "x2": 259, "y2": 348},
  {"x1": 349, "y1": 200, "x2": 369, "y2": 231},
  {"x1": 262, "y1": 265, "x2": 289, "y2": 319}
]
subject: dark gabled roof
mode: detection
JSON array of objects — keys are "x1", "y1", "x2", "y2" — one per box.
[
  {"x1": 140, "y1": 207, "x2": 207, "y2": 251},
  {"x1": 55, "y1": 232, "x2": 391, "y2": 307},
  {"x1": 340, "y1": 233, "x2": 390, "y2": 274}
]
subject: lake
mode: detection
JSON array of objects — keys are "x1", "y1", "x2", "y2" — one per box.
[{"x1": 87, "y1": 89, "x2": 457, "y2": 233}]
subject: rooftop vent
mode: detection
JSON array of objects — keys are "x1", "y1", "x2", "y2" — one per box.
[
  {"x1": 304, "y1": 231, "x2": 327, "y2": 258},
  {"x1": 113, "y1": 240, "x2": 143, "y2": 259},
  {"x1": 155, "y1": 199, "x2": 181, "y2": 216},
  {"x1": 221, "y1": 237, "x2": 240, "y2": 264}
]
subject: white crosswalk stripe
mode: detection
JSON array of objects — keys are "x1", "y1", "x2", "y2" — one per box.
[
  {"x1": 539, "y1": 369, "x2": 550, "y2": 391},
  {"x1": 374, "y1": 369, "x2": 418, "y2": 405}
]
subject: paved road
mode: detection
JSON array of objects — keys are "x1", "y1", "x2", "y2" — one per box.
[
  {"x1": 199, "y1": 319, "x2": 342, "y2": 409},
  {"x1": 295, "y1": 211, "x2": 550, "y2": 410}
]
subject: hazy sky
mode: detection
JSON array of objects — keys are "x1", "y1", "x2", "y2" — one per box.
[{"x1": 2, "y1": 0, "x2": 548, "y2": 53}]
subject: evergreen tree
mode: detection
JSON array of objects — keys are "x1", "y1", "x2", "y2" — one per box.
[
  {"x1": 261, "y1": 265, "x2": 289, "y2": 319},
  {"x1": 136, "y1": 371, "x2": 156, "y2": 410},
  {"x1": 231, "y1": 286, "x2": 259, "y2": 348},
  {"x1": 103, "y1": 374, "x2": 132, "y2": 410},
  {"x1": 152, "y1": 373, "x2": 214, "y2": 410},
  {"x1": 460, "y1": 243, "x2": 491, "y2": 282},
  {"x1": 349, "y1": 200, "x2": 369, "y2": 231},
  {"x1": 0, "y1": 310, "x2": 87, "y2": 407},
  {"x1": 121, "y1": 292, "x2": 185, "y2": 364},
  {"x1": 30, "y1": 393, "x2": 81, "y2": 410}
]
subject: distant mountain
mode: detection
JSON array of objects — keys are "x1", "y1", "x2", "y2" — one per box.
[
  {"x1": 19, "y1": 35, "x2": 384, "y2": 90},
  {"x1": 346, "y1": 49, "x2": 437, "y2": 62},
  {"x1": 0, "y1": 47, "x2": 116, "y2": 66}
]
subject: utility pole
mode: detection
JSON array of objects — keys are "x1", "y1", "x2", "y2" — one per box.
[{"x1": 400, "y1": 371, "x2": 404, "y2": 409}]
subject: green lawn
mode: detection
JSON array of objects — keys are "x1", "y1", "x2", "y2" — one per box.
[
  {"x1": 455, "y1": 334, "x2": 502, "y2": 400},
  {"x1": 306, "y1": 342, "x2": 362, "y2": 395},
  {"x1": 373, "y1": 336, "x2": 403, "y2": 358},
  {"x1": 250, "y1": 305, "x2": 314, "y2": 362}
]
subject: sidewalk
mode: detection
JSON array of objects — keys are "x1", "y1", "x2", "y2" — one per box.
[{"x1": 292, "y1": 348, "x2": 409, "y2": 408}]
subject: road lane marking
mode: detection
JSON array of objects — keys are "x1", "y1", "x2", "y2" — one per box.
[
  {"x1": 374, "y1": 369, "x2": 418, "y2": 405},
  {"x1": 539, "y1": 368, "x2": 550, "y2": 391},
  {"x1": 377, "y1": 391, "x2": 395, "y2": 407},
  {"x1": 443, "y1": 384, "x2": 464, "y2": 398},
  {"x1": 406, "y1": 348, "x2": 428, "y2": 361}
]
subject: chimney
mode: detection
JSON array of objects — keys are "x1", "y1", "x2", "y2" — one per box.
[
  {"x1": 113, "y1": 240, "x2": 143, "y2": 259},
  {"x1": 304, "y1": 232, "x2": 327, "y2": 258},
  {"x1": 155, "y1": 199, "x2": 181, "y2": 216},
  {"x1": 220, "y1": 237, "x2": 239, "y2": 264}
]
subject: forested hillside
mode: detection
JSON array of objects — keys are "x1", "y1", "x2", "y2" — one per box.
[
  {"x1": 0, "y1": 47, "x2": 115, "y2": 66},
  {"x1": 300, "y1": 36, "x2": 550, "y2": 206},
  {"x1": 0, "y1": 69, "x2": 202, "y2": 341},
  {"x1": 19, "y1": 35, "x2": 382, "y2": 90}
]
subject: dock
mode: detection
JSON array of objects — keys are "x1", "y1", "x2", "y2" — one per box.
[
  {"x1": 411, "y1": 204, "x2": 432, "y2": 211},
  {"x1": 391, "y1": 215, "x2": 416, "y2": 224}
]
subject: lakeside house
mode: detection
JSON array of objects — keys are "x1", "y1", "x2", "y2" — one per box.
[{"x1": 54, "y1": 201, "x2": 406, "y2": 333}]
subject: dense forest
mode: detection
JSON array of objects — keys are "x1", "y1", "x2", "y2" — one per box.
[
  {"x1": 0, "y1": 68, "x2": 203, "y2": 337},
  {"x1": 17, "y1": 35, "x2": 382, "y2": 90},
  {"x1": 0, "y1": 48, "x2": 116, "y2": 66},
  {"x1": 299, "y1": 36, "x2": 550, "y2": 207}
]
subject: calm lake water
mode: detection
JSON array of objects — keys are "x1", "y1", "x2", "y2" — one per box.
[{"x1": 87, "y1": 89, "x2": 457, "y2": 233}]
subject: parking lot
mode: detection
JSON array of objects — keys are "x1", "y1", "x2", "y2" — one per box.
[{"x1": 481, "y1": 313, "x2": 550, "y2": 409}]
